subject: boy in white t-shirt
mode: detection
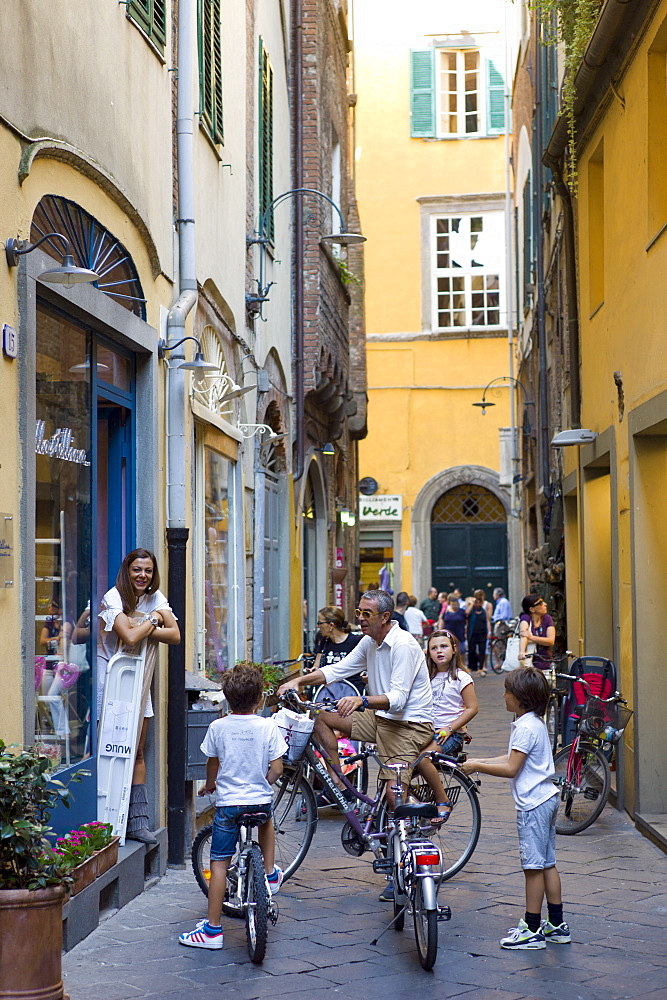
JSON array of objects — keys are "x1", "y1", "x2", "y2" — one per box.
[
  {"x1": 179, "y1": 663, "x2": 287, "y2": 951},
  {"x1": 462, "y1": 667, "x2": 570, "y2": 950}
]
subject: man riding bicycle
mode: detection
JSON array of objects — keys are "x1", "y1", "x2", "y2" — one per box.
[{"x1": 278, "y1": 589, "x2": 451, "y2": 900}]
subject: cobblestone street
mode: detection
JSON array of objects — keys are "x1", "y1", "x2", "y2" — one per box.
[{"x1": 63, "y1": 676, "x2": 667, "y2": 1000}]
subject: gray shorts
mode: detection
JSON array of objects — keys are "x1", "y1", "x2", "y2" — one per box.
[{"x1": 517, "y1": 794, "x2": 559, "y2": 870}]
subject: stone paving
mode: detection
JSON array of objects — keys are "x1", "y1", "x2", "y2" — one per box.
[{"x1": 63, "y1": 673, "x2": 667, "y2": 1000}]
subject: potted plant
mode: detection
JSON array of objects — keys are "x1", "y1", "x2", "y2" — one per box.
[{"x1": 0, "y1": 739, "x2": 79, "y2": 1000}]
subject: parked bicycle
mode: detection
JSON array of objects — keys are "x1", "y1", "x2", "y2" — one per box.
[
  {"x1": 192, "y1": 692, "x2": 481, "y2": 931},
  {"x1": 551, "y1": 673, "x2": 633, "y2": 834}
]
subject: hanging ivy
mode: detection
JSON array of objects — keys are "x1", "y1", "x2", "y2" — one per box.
[{"x1": 534, "y1": 0, "x2": 604, "y2": 191}]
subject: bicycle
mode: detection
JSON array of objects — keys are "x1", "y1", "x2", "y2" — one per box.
[
  {"x1": 216, "y1": 809, "x2": 278, "y2": 963},
  {"x1": 369, "y1": 761, "x2": 450, "y2": 970},
  {"x1": 551, "y1": 673, "x2": 633, "y2": 834},
  {"x1": 543, "y1": 652, "x2": 575, "y2": 753},
  {"x1": 192, "y1": 692, "x2": 481, "y2": 898}
]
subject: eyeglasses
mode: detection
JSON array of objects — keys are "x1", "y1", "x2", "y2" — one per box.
[
  {"x1": 355, "y1": 608, "x2": 381, "y2": 620},
  {"x1": 316, "y1": 621, "x2": 331, "y2": 627},
  {"x1": 530, "y1": 600, "x2": 546, "y2": 608}
]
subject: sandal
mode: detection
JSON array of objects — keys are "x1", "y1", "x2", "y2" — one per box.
[
  {"x1": 431, "y1": 800, "x2": 453, "y2": 827},
  {"x1": 479, "y1": 669, "x2": 487, "y2": 677}
]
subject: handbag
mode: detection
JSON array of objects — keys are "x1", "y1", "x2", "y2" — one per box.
[
  {"x1": 501, "y1": 623, "x2": 536, "y2": 672},
  {"x1": 273, "y1": 707, "x2": 315, "y2": 762}
]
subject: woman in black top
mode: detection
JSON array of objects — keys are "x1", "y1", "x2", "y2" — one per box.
[
  {"x1": 466, "y1": 589, "x2": 491, "y2": 675},
  {"x1": 313, "y1": 606, "x2": 364, "y2": 690}
]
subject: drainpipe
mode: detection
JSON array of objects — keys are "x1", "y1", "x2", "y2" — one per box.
[
  {"x1": 293, "y1": 0, "x2": 305, "y2": 482},
  {"x1": 534, "y1": 22, "x2": 550, "y2": 498},
  {"x1": 166, "y1": 0, "x2": 198, "y2": 867}
]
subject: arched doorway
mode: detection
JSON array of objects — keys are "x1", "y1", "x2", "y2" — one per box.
[{"x1": 430, "y1": 484, "x2": 508, "y2": 599}]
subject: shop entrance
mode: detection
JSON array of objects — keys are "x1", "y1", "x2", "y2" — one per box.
[{"x1": 430, "y1": 484, "x2": 507, "y2": 600}]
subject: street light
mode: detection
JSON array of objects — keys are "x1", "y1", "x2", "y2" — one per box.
[
  {"x1": 157, "y1": 336, "x2": 220, "y2": 373},
  {"x1": 5, "y1": 233, "x2": 99, "y2": 287},
  {"x1": 472, "y1": 376, "x2": 533, "y2": 416},
  {"x1": 245, "y1": 188, "x2": 366, "y2": 320}
]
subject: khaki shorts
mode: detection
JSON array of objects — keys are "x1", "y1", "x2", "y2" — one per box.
[{"x1": 350, "y1": 712, "x2": 435, "y2": 781}]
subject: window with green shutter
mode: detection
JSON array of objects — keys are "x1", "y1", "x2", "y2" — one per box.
[
  {"x1": 410, "y1": 49, "x2": 435, "y2": 138},
  {"x1": 486, "y1": 57, "x2": 506, "y2": 134},
  {"x1": 198, "y1": 0, "x2": 224, "y2": 144},
  {"x1": 259, "y1": 39, "x2": 274, "y2": 241},
  {"x1": 127, "y1": 0, "x2": 166, "y2": 51}
]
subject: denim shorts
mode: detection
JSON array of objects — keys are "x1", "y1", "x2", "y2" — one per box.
[
  {"x1": 517, "y1": 794, "x2": 559, "y2": 870},
  {"x1": 210, "y1": 803, "x2": 272, "y2": 861}
]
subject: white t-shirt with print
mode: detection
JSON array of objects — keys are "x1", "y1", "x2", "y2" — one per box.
[
  {"x1": 508, "y1": 711, "x2": 558, "y2": 811},
  {"x1": 430, "y1": 669, "x2": 473, "y2": 731},
  {"x1": 201, "y1": 714, "x2": 288, "y2": 807}
]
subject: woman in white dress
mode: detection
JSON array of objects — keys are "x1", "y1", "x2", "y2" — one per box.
[{"x1": 98, "y1": 549, "x2": 180, "y2": 842}]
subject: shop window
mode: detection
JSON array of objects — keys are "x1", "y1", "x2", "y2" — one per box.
[
  {"x1": 202, "y1": 447, "x2": 231, "y2": 678},
  {"x1": 34, "y1": 308, "x2": 93, "y2": 770}
]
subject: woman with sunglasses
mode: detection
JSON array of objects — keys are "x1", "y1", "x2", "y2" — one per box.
[
  {"x1": 518, "y1": 594, "x2": 555, "y2": 670},
  {"x1": 313, "y1": 607, "x2": 364, "y2": 689}
]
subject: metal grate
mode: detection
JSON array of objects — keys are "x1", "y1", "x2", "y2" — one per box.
[{"x1": 432, "y1": 484, "x2": 505, "y2": 524}]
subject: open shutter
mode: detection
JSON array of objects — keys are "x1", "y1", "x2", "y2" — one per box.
[
  {"x1": 410, "y1": 49, "x2": 435, "y2": 138},
  {"x1": 486, "y1": 56, "x2": 505, "y2": 134}
]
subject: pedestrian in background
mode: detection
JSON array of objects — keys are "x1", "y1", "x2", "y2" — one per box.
[
  {"x1": 462, "y1": 667, "x2": 569, "y2": 950},
  {"x1": 518, "y1": 595, "x2": 555, "y2": 670},
  {"x1": 438, "y1": 593, "x2": 467, "y2": 657},
  {"x1": 493, "y1": 588, "x2": 513, "y2": 623},
  {"x1": 404, "y1": 595, "x2": 428, "y2": 646},
  {"x1": 391, "y1": 591, "x2": 410, "y2": 630},
  {"x1": 419, "y1": 586, "x2": 441, "y2": 625},
  {"x1": 466, "y1": 589, "x2": 491, "y2": 676}
]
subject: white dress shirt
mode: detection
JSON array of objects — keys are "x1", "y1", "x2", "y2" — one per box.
[{"x1": 320, "y1": 621, "x2": 433, "y2": 723}]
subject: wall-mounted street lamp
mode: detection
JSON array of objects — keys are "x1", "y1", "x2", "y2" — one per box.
[
  {"x1": 5, "y1": 232, "x2": 99, "y2": 287},
  {"x1": 472, "y1": 376, "x2": 534, "y2": 417},
  {"x1": 320, "y1": 441, "x2": 335, "y2": 456},
  {"x1": 157, "y1": 336, "x2": 220, "y2": 374},
  {"x1": 245, "y1": 188, "x2": 366, "y2": 321},
  {"x1": 551, "y1": 429, "x2": 597, "y2": 446},
  {"x1": 238, "y1": 423, "x2": 282, "y2": 440}
]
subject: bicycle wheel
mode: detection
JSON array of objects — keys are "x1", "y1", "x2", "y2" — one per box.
[
  {"x1": 545, "y1": 695, "x2": 559, "y2": 753},
  {"x1": 191, "y1": 826, "x2": 245, "y2": 917},
  {"x1": 245, "y1": 844, "x2": 269, "y2": 964},
  {"x1": 413, "y1": 879, "x2": 438, "y2": 970},
  {"x1": 408, "y1": 760, "x2": 482, "y2": 881},
  {"x1": 273, "y1": 767, "x2": 318, "y2": 879},
  {"x1": 491, "y1": 637, "x2": 506, "y2": 673},
  {"x1": 553, "y1": 741, "x2": 611, "y2": 834}
]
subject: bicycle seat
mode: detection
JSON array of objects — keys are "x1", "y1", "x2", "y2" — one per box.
[
  {"x1": 393, "y1": 802, "x2": 438, "y2": 821},
  {"x1": 236, "y1": 811, "x2": 269, "y2": 828}
]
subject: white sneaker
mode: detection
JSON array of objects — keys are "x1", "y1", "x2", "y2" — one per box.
[
  {"x1": 179, "y1": 924, "x2": 223, "y2": 950},
  {"x1": 266, "y1": 865, "x2": 283, "y2": 895},
  {"x1": 541, "y1": 919, "x2": 571, "y2": 943},
  {"x1": 500, "y1": 918, "x2": 546, "y2": 950}
]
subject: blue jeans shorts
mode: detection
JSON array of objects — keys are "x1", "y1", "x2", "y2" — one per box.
[
  {"x1": 210, "y1": 803, "x2": 273, "y2": 861},
  {"x1": 517, "y1": 794, "x2": 559, "y2": 870}
]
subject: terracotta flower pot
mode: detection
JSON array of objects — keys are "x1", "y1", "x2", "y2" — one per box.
[
  {"x1": 94, "y1": 836, "x2": 120, "y2": 878},
  {"x1": 0, "y1": 883, "x2": 68, "y2": 1000},
  {"x1": 70, "y1": 855, "x2": 97, "y2": 895}
]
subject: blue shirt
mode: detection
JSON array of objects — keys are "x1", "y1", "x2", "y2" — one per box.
[{"x1": 493, "y1": 596, "x2": 512, "y2": 621}]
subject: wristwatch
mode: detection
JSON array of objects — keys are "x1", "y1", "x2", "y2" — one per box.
[
  {"x1": 145, "y1": 615, "x2": 160, "y2": 628},
  {"x1": 360, "y1": 695, "x2": 370, "y2": 710}
]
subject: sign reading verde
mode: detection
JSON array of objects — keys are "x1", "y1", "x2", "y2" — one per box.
[{"x1": 359, "y1": 495, "x2": 402, "y2": 521}]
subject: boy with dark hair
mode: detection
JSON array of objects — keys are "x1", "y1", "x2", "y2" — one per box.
[
  {"x1": 462, "y1": 666, "x2": 570, "y2": 950},
  {"x1": 178, "y1": 663, "x2": 287, "y2": 951}
]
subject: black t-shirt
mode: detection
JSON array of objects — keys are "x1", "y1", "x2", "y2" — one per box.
[
  {"x1": 314, "y1": 631, "x2": 363, "y2": 666},
  {"x1": 391, "y1": 611, "x2": 409, "y2": 631}
]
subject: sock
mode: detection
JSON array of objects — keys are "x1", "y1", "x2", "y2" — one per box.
[
  {"x1": 547, "y1": 903, "x2": 564, "y2": 927},
  {"x1": 203, "y1": 921, "x2": 222, "y2": 935},
  {"x1": 524, "y1": 911, "x2": 541, "y2": 933}
]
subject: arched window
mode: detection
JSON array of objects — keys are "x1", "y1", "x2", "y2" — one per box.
[
  {"x1": 31, "y1": 196, "x2": 146, "y2": 318},
  {"x1": 432, "y1": 484, "x2": 505, "y2": 524}
]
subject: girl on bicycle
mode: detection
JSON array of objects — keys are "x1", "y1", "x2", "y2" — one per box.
[{"x1": 425, "y1": 629, "x2": 479, "y2": 759}]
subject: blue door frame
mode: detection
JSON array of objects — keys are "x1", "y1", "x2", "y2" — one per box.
[{"x1": 48, "y1": 338, "x2": 135, "y2": 836}]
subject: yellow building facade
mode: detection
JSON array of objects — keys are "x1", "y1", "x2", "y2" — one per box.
[
  {"x1": 354, "y1": 0, "x2": 522, "y2": 607},
  {"x1": 545, "y1": 0, "x2": 667, "y2": 845}
]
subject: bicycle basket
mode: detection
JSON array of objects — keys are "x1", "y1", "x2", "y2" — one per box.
[
  {"x1": 576, "y1": 697, "x2": 607, "y2": 738},
  {"x1": 607, "y1": 704, "x2": 634, "y2": 743},
  {"x1": 273, "y1": 707, "x2": 315, "y2": 762}
]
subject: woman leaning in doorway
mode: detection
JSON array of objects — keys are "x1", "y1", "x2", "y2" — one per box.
[
  {"x1": 97, "y1": 549, "x2": 180, "y2": 843},
  {"x1": 518, "y1": 593, "x2": 555, "y2": 670}
]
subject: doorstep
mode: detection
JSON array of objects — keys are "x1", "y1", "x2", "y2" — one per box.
[
  {"x1": 634, "y1": 812, "x2": 667, "y2": 856},
  {"x1": 62, "y1": 828, "x2": 167, "y2": 951}
]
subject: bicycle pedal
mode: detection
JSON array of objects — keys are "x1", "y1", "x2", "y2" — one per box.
[
  {"x1": 437, "y1": 905, "x2": 451, "y2": 922},
  {"x1": 372, "y1": 858, "x2": 392, "y2": 874},
  {"x1": 269, "y1": 904, "x2": 279, "y2": 925}
]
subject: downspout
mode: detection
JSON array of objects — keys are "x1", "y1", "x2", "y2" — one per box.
[
  {"x1": 534, "y1": 21, "x2": 550, "y2": 497},
  {"x1": 293, "y1": 0, "x2": 305, "y2": 482},
  {"x1": 552, "y1": 165, "x2": 582, "y2": 425},
  {"x1": 166, "y1": 0, "x2": 198, "y2": 867}
]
